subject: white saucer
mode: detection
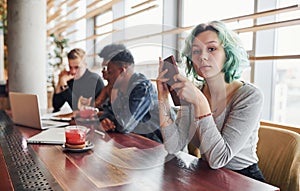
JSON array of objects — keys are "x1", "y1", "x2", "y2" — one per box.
[{"x1": 62, "y1": 141, "x2": 94, "y2": 152}]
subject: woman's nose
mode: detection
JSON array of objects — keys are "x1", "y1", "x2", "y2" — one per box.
[{"x1": 199, "y1": 50, "x2": 208, "y2": 61}]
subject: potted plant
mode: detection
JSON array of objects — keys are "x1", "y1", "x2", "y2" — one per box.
[
  {"x1": 0, "y1": 0, "x2": 7, "y2": 95},
  {"x1": 47, "y1": 33, "x2": 69, "y2": 88},
  {"x1": 47, "y1": 33, "x2": 69, "y2": 109}
]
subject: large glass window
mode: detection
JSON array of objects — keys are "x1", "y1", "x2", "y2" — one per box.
[
  {"x1": 181, "y1": 0, "x2": 300, "y2": 127},
  {"x1": 94, "y1": 10, "x2": 113, "y2": 79},
  {"x1": 123, "y1": 0, "x2": 163, "y2": 79},
  {"x1": 95, "y1": 10, "x2": 113, "y2": 54},
  {"x1": 273, "y1": 0, "x2": 300, "y2": 126},
  {"x1": 82, "y1": 0, "x2": 300, "y2": 127},
  {"x1": 181, "y1": 0, "x2": 255, "y2": 82},
  {"x1": 182, "y1": 0, "x2": 254, "y2": 27}
]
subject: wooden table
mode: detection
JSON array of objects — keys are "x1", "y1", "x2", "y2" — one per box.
[{"x1": 0, "y1": 110, "x2": 279, "y2": 191}]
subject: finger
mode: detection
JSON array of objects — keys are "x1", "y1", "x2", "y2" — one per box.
[
  {"x1": 158, "y1": 57, "x2": 163, "y2": 71},
  {"x1": 101, "y1": 119, "x2": 110, "y2": 131},
  {"x1": 100, "y1": 121, "x2": 108, "y2": 131},
  {"x1": 158, "y1": 57, "x2": 167, "y2": 75},
  {"x1": 104, "y1": 118, "x2": 115, "y2": 130},
  {"x1": 109, "y1": 121, "x2": 116, "y2": 129},
  {"x1": 174, "y1": 73, "x2": 187, "y2": 82},
  {"x1": 157, "y1": 69, "x2": 169, "y2": 82},
  {"x1": 170, "y1": 77, "x2": 185, "y2": 91}
]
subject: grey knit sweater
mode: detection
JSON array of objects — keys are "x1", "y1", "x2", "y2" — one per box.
[{"x1": 162, "y1": 82, "x2": 264, "y2": 170}]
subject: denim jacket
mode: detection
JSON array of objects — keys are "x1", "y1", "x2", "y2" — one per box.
[{"x1": 99, "y1": 73, "x2": 163, "y2": 143}]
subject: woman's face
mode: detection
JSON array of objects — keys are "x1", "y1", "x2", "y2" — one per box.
[{"x1": 191, "y1": 30, "x2": 226, "y2": 80}]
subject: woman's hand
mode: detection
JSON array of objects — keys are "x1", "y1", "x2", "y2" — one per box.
[
  {"x1": 170, "y1": 74, "x2": 200, "y2": 105},
  {"x1": 157, "y1": 57, "x2": 174, "y2": 127},
  {"x1": 172, "y1": 74, "x2": 211, "y2": 116}
]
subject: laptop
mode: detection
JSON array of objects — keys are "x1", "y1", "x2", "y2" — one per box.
[
  {"x1": 9, "y1": 92, "x2": 69, "y2": 129},
  {"x1": 26, "y1": 127, "x2": 65, "y2": 144}
]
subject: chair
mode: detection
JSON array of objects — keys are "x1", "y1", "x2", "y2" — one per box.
[
  {"x1": 260, "y1": 120, "x2": 300, "y2": 134},
  {"x1": 257, "y1": 125, "x2": 300, "y2": 191}
]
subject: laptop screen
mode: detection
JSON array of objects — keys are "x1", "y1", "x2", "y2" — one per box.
[{"x1": 9, "y1": 92, "x2": 69, "y2": 129}]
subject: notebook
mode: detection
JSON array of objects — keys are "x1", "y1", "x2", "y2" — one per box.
[
  {"x1": 9, "y1": 92, "x2": 69, "y2": 129},
  {"x1": 27, "y1": 127, "x2": 65, "y2": 144}
]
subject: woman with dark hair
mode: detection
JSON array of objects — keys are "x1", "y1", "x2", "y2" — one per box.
[{"x1": 157, "y1": 21, "x2": 265, "y2": 182}]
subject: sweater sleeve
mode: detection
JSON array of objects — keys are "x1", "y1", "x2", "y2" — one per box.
[
  {"x1": 161, "y1": 105, "x2": 197, "y2": 154},
  {"x1": 52, "y1": 88, "x2": 72, "y2": 112}
]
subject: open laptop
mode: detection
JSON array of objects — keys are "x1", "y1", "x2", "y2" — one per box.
[{"x1": 9, "y1": 92, "x2": 69, "y2": 129}]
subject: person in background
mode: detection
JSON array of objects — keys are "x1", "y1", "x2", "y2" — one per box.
[
  {"x1": 52, "y1": 48, "x2": 104, "y2": 112},
  {"x1": 94, "y1": 44, "x2": 126, "y2": 110},
  {"x1": 156, "y1": 21, "x2": 265, "y2": 182},
  {"x1": 98, "y1": 44, "x2": 163, "y2": 143}
]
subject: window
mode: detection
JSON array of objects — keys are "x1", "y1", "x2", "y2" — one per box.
[
  {"x1": 123, "y1": 0, "x2": 163, "y2": 79},
  {"x1": 93, "y1": 10, "x2": 113, "y2": 77},
  {"x1": 273, "y1": 0, "x2": 300, "y2": 126},
  {"x1": 81, "y1": 0, "x2": 300, "y2": 127},
  {"x1": 181, "y1": 0, "x2": 255, "y2": 82},
  {"x1": 181, "y1": 0, "x2": 300, "y2": 126}
]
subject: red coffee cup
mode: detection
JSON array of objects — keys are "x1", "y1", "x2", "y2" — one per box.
[
  {"x1": 79, "y1": 107, "x2": 98, "y2": 118},
  {"x1": 65, "y1": 126, "x2": 87, "y2": 148}
]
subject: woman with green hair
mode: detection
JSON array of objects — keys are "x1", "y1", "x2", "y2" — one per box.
[{"x1": 157, "y1": 21, "x2": 265, "y2": 182}]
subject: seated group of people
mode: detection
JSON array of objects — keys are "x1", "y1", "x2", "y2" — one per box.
[
  {"x1": 52, "y1": 44, "x2": 164, "y2": 143},
  {"x1": 52, "y1": 20, "x2": 266, "y2": 183}
]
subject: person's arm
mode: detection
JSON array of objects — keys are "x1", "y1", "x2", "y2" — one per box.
[
  {"x1": 156, "y1": 57, "x2": 206, "y2": 153},
  {"x1": 52, "y1": 70, "x2": 74, "y2": 112},
  {"x1": 94, "y1": 76, "x2": 105, "y2": 99},
  {"x1": 160, "y1": 105, "x2": 196, "y2": 154},
  {"x1": 95, "y1": 85, "x2": 110, "y2": 108},
  {"x1": 112, "y1": 81, "x2": 153, "y2": 133},
  {"x1": 55, "y1": 70, "x2": 73, "y2": 94},
  {"x1": 156, "y1": 57, "x2": 174, "y2": 128},
  {"x1": 196, "y1": 85, "x2": 263, "y2": 169},
  {"x1": 52, "y1": 87, "x2": 72, "y2": 112}
]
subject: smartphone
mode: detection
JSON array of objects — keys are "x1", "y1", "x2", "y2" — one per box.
[
  {"x1": 162, "y1": 55, "x2": 179, "y2": 86},
  {"x1": 162, "y1": 55, "x2": 188, "y2": 106}
]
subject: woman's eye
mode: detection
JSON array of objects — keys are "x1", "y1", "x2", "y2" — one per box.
[
  {"x1": 192, "y1": 50, "x2": 201, "y2": 54},
  {"x1": 208, "y1": 47, "x2": 216, "y2": 52}
]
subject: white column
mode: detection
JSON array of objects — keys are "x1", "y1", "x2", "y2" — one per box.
[{"x1": 7, "y1": 0, "x2": 47, "y2": 110}]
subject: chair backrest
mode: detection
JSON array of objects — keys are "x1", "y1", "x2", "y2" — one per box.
[
  {"x1": 257, "y1": 125, "x2": 300, "y2": 191},
  {"x1": 260, "y1": 120, "x2": 300, "y2": 134}
]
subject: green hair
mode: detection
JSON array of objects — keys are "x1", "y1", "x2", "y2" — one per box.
[{"x1": 181, "y1": 21, "x2": 249, "y2": 83}]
